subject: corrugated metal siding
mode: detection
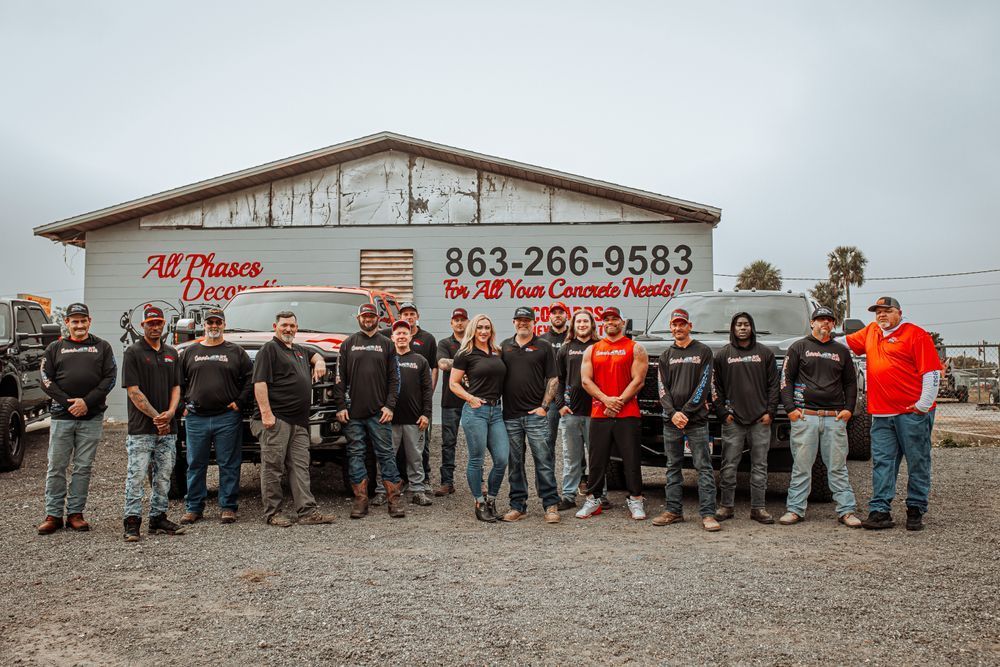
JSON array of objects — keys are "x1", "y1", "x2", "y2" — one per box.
[{"x1": 360, "y1": 249, "x2": 414, "y2": 301}]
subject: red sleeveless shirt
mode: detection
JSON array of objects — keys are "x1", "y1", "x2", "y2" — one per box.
[{"x1": 590, "y1": 337, "x2": 640, "y2": 418}]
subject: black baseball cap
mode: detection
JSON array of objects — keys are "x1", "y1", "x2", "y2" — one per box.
[
  {"x1": 451, "y1": 307, "x2": 469, "y2": 320},
  {"x1": 868, "y1": 296, "x2": 901, "y2": 312},
  {"x1": 204, "y1": 307, "x2": 225, "y2": 322},
  {"x1": 601, "y1": 306, "x2": 623, "y2": 320},
  {"x1": 811, "y1": 306, "x2": 836, "y2": 321},
  {"x1": 399, "y1": 301, "x2": 418, "y2": 313},
  {"x1": 357, "y1": 303, "x2": 378, "y2": 317},
  {"x1": 65, "y1": 303, "x2": 89, "y2": 318},
  {"x1": 142, "y1": 305, "x2": 165, "y2": 324},
  {"x1": 513, "y1": 306, "x2": 535, "y2": 320}
]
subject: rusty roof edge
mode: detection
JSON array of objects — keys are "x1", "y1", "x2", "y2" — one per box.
[{"x1": 34, "y1": 131, "x2": 722, "y2": 242}]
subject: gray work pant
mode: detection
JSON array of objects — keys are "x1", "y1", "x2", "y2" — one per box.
[
  {"x1": 379, "y1": 424, "x2": 428, "y2": 493},
  {"x1": 251, "y1": 418, "x2": 318, "y2": 521},
  {"x1": 719, "y1": 420, "x2": 771, "y2": 509}
]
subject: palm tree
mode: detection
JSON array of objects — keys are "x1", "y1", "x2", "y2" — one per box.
[
  {"x1": 735, "y1": 260, "x2": 782, "y2": 291},
  {"x1": 809, "y1": 281, "x2": 846, "y2": 324},
  {"x1": 827, "y1": 246, "x2": 867, "y2": 319}
]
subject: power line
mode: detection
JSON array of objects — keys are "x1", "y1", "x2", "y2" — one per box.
[
  {"x1": 924, "y1": 316, "x2": 1000, "y2": 326},
  {"x1": 715, "y1": 268, "x2": 1000, "y2": 282},
  {"x1": 852, "y1": 281, "x2": 1000, "y2": 295}
]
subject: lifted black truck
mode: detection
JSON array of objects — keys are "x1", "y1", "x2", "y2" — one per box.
[
  {"x1": 0, "y1": 298, "x2": 61, "y2": 471},
  {"x1": 613, "y1": 290, "x2": 870, "y2": 502}
]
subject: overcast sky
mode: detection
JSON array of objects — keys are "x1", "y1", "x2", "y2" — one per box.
[{"x1": 2, "y1": 1, "x2": 997, "y2": 345}]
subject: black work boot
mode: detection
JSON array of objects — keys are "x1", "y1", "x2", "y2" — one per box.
[
  {"x1": 861, "y1": 511, "x2": 895, "y2": 530},
  {"x1": 123, "y1": 516, "x2": 141, "y2": 542},
  {"x1": 906, "y1": 507, "x2": 924, "y2": 531},
  {"x1": 475, "y1": 500, "x2": 497, "y2": 523},
  {"x1": 148, "y1": 514, "x2": 182, "y2": 535}
]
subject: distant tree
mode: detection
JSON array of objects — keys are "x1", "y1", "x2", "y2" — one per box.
[
  {"x1": 809, "y1": 281, "x2": 846, "y2": 324},
  {"x1": 735, "y1": 260, "x2": 782, "y2": 291},
  {"x1": 927, "y1": 330, "x2": 944, "y2": 347},
  {"x1": 827, "y1": 246, "x2": 868, "y2": 319},
  {"x1": 50, "y1": 305, "x2": 69, "y2": 337}
]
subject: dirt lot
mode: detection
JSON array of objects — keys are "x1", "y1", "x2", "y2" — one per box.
[{"x1": 1, "y1": 424, "x2": 998, "y2": 666}]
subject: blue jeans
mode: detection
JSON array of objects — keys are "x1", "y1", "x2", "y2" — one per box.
[
  {"x1": 786, "y1": 414, "x2": 857, "y2": 517},
  {"x1": 345, "y1": 416, "x2": 400, "y2": 485},
  {"x1": 124, "y1": 434, "x2": 177, "y2": 518},
  {"x1": 664, "y1": 422, "x2": 716, "y2": 517},
  {"x1": 45, "y1": 419, "x2": 103, "y2": 517},
  {"x1": 185, "y1": 410, "x2": 243, "y2": 513},
  {"x1": 439, "y1": 407, "x2": 462, "y2": 486},
  {"x1": 560, "y1": 414, "x2": 589, "y2": 500},
  {"x1": 870, "y1": 410, "x2": 934, "y2": 514},
  {"x1": 461, "y1": 403, "x2": 509, "y2": 502},
  {"x1": 505, "y1": 413, "x2": 560, "y2": 512}
]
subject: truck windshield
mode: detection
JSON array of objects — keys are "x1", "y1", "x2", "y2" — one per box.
[
  {"x1": 0, "y1": 307, "x2": 9, "y2": 342},
  {"x1": 224, "y1": 291, "x2": 369, "y2": 333},
  {"x1": 648, "y1": 294, "x2": 811, "y2": 337}
]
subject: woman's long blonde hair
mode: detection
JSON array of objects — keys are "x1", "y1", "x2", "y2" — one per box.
[{"x1": 458, "y1": 313, "x2": 500, "y2": 356}]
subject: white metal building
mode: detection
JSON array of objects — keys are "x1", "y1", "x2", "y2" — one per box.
[{"x1": 35, "y1": 131, "x2": 721, "y2": 419}]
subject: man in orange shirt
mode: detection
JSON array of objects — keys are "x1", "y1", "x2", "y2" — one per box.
[{"x1": 843, "y1": 296, "x2": 942, "y2": 531}]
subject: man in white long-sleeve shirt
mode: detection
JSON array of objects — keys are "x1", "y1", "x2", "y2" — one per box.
[{"x1": 843, "y1": 296, "x2": 942, "y2": 531}]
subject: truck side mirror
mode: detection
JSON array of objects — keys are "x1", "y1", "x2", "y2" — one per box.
[
  {"x1": 40, "y1": 323, "x2": 61, "y2": 347},
  {"x1": 843, "y1": 318, "x2": 865, "y2": 335},
  {"x1": 625, "y1": 318, "x2": 635, "y2": 339}
]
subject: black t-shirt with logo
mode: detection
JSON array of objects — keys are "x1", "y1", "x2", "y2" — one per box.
[
  {"x1": 392, "y1": 350, "x2": 433, "y2": 425},
  {"x1": 500, "y1": 335, "x2": 557, "y2": 419},
  {"x1": 252, "y1": 337, "x2": 313, "y2": 428},
  {"x1": 408, "y1": 328, "x2": 437, "y2": 370},
  {"x1": 436, "y1": 334, "x2": 465, "y2": 409},
  {"x1": 657, "y1": 340, "x2": 714, "y2": 426},
  {"x1": 780, "y1": 335, "x2": 857, "y2": 413},
  {"x1": 122, "y1": 338, "x2": 181, "y2": 435},
  {"x1": 452, "y1": 347, "x2": 506, "y2": 403},
  {"x1": 557, "y1": 338, "x2": 597, "y2": 415},
  {"x1": 542, "y1": 327, "x2": 569, "y2": 354},
  {"x1": 181, "y1": 341, "x2": 253, "y2": 416},
  {"x1": 335, "y1": 331, "x2": 399, "y2": 420},
  {"x1": 40, "y1": 334, "x2": 117, "y2": 421}
]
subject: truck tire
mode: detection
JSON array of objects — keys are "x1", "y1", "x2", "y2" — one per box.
[
  {"x1": 605, "y1": 458, "x2": 627, "y2": 491},
  {"x1": 168, "y1": 442, "x2": 188, "y2": 500},
  {"x1": 808, "y1": 456, "x2": 832, "y2": 503},
  {"x1": 0, "y1": 396, "x2": 25, "y2": 472},
  {"x1": 847, "y1": 395, "x2": 872, "y2": 461}
]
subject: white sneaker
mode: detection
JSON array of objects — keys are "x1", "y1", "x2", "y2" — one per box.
[
  {"x1": 626, "y1": 496, "x2": 647, "y2": 520},
  {"x1": 575, "y1": 496, "x2": 603, "y2": 519}
]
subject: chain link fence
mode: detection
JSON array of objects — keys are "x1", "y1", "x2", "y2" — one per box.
[{"x1": 933, "y1": 344, "x2": 1000, "y2": 444}]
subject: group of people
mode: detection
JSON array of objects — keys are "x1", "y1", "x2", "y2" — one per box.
[{"x1": 34, "y1": 293, "x2": 940, "y2": 540}]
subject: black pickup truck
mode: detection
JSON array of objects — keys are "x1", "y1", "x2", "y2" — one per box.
[
  {"x1": 613, "y1": 290, "x2": 870, "y2": 502},
  {"x1": 0, "y1": 298, "x2": 61, "y2": 471}
]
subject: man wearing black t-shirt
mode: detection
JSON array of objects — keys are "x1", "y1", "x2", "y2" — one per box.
[
  {"x1": 500, "y1": 307, "x2": 561, "y2": 524},
  {"x1": 387, "y1": 320, "x2": 434, "y2": 506},
  {"x1": 37, "y1": 303, "x2": 116, "y2": 535},
  {"x1": 393, "y1": 302, "x2": 437, "y2": 487},
  {"x1": 778, "y1": 307, "x2": 862, "y2": 528},
  {"x1": 252, "y1": 311, "x2": 336, "y2": 527},
  {"x1": 179, "y1": 308, "x2": 252, "y2": 525},
  {"x1": 121, "y1": 305, "x2": 183, "y2": 542},
  {"x1": 434, "y1": 307, "x2": 468, "y2": 496},
  {"x1": 652, "y1": 308, "x2": 721, "y2": 532},
  {"x1": 335, "y1": 303, "x2": 404, "y2": 519},
  {"x1": 541, "y1": 301, "x2": 570, "y2": 486}
]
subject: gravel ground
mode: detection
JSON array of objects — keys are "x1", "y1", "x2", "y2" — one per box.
[{"x1": 1, "y1": 423, "x2": 998, "y2": 666}]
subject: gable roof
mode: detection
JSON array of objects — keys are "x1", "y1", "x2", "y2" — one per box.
[{"x1": 33, "y1": 131, "x2": 721, "y2": 246}]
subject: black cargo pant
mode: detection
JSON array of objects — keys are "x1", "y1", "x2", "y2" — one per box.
[{"x1": 584, "y1": 417, "x2": 642, "y2": 497}]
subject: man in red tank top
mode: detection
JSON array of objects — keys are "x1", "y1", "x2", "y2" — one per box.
[{"x1": 578, "y1": 307, "x2": 649, "y2": 520}]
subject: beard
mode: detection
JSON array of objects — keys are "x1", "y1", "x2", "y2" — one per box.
[
  {"x1": 279, "y1": 332, "x2": 295, "y2": 344},
  {"x1": 360, "y1": 320, "x2": 378, "y2": 333},
  {"x1": 206, "y1": 329, "x2": 223, "y2": 340}
]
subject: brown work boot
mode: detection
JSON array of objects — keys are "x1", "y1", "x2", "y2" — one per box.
[
  {"x1": 750, "y1": 508, "x2": 775, "y2": 524},
  {"x1": 37, "y1": 515, "x2": 64, "y2": 535},
  {"x1": 66, "y1": 513, "x2": 90, "y2": 532},
  {"x1": 651, "y1": 511, "x2": 684, "y2": 526},
  {"x1": 779, "y1": 511, "x2": 803, "y2": 525},
  {"x1": 544, "y1": 505, "x2": 561, "y2": 524},
  {"x1": 350, "y1": 480, "x2": 369, "y2": 519},
  {"x1": 299, "y1": 510, "x2": 336, "y2": 525},
  {"x1": 838, "y1": 512, "x2": 863, "y2": 528},
  {"x1": 180, "y1": 511, "x2": 202, "y2": 525},
  {"x1": 384, "y1": 480, "x2": 406, "y2": 518},
  {"x1": 715, "y1": 506, "x2": 734, "y2": 521},
  {"x1": 220, "y1": 510, "x2": 237, "y2": 524},
  {"x1": 502, "y1": 509, "x2": 526, "y2": 522},
  {"x1": 433, "y1": 483, "x2": 455, "y2": 497},
  {"x1": 267, "y1": 515, "x2": 294, "y2": 527},
  {"x1": 702, "y1": 516, "x2": 722, "y2": 532}
]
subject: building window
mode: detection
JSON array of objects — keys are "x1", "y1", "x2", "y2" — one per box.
[{"x1": 359, "y1": 249, "x2": 414, "y2": 302}]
